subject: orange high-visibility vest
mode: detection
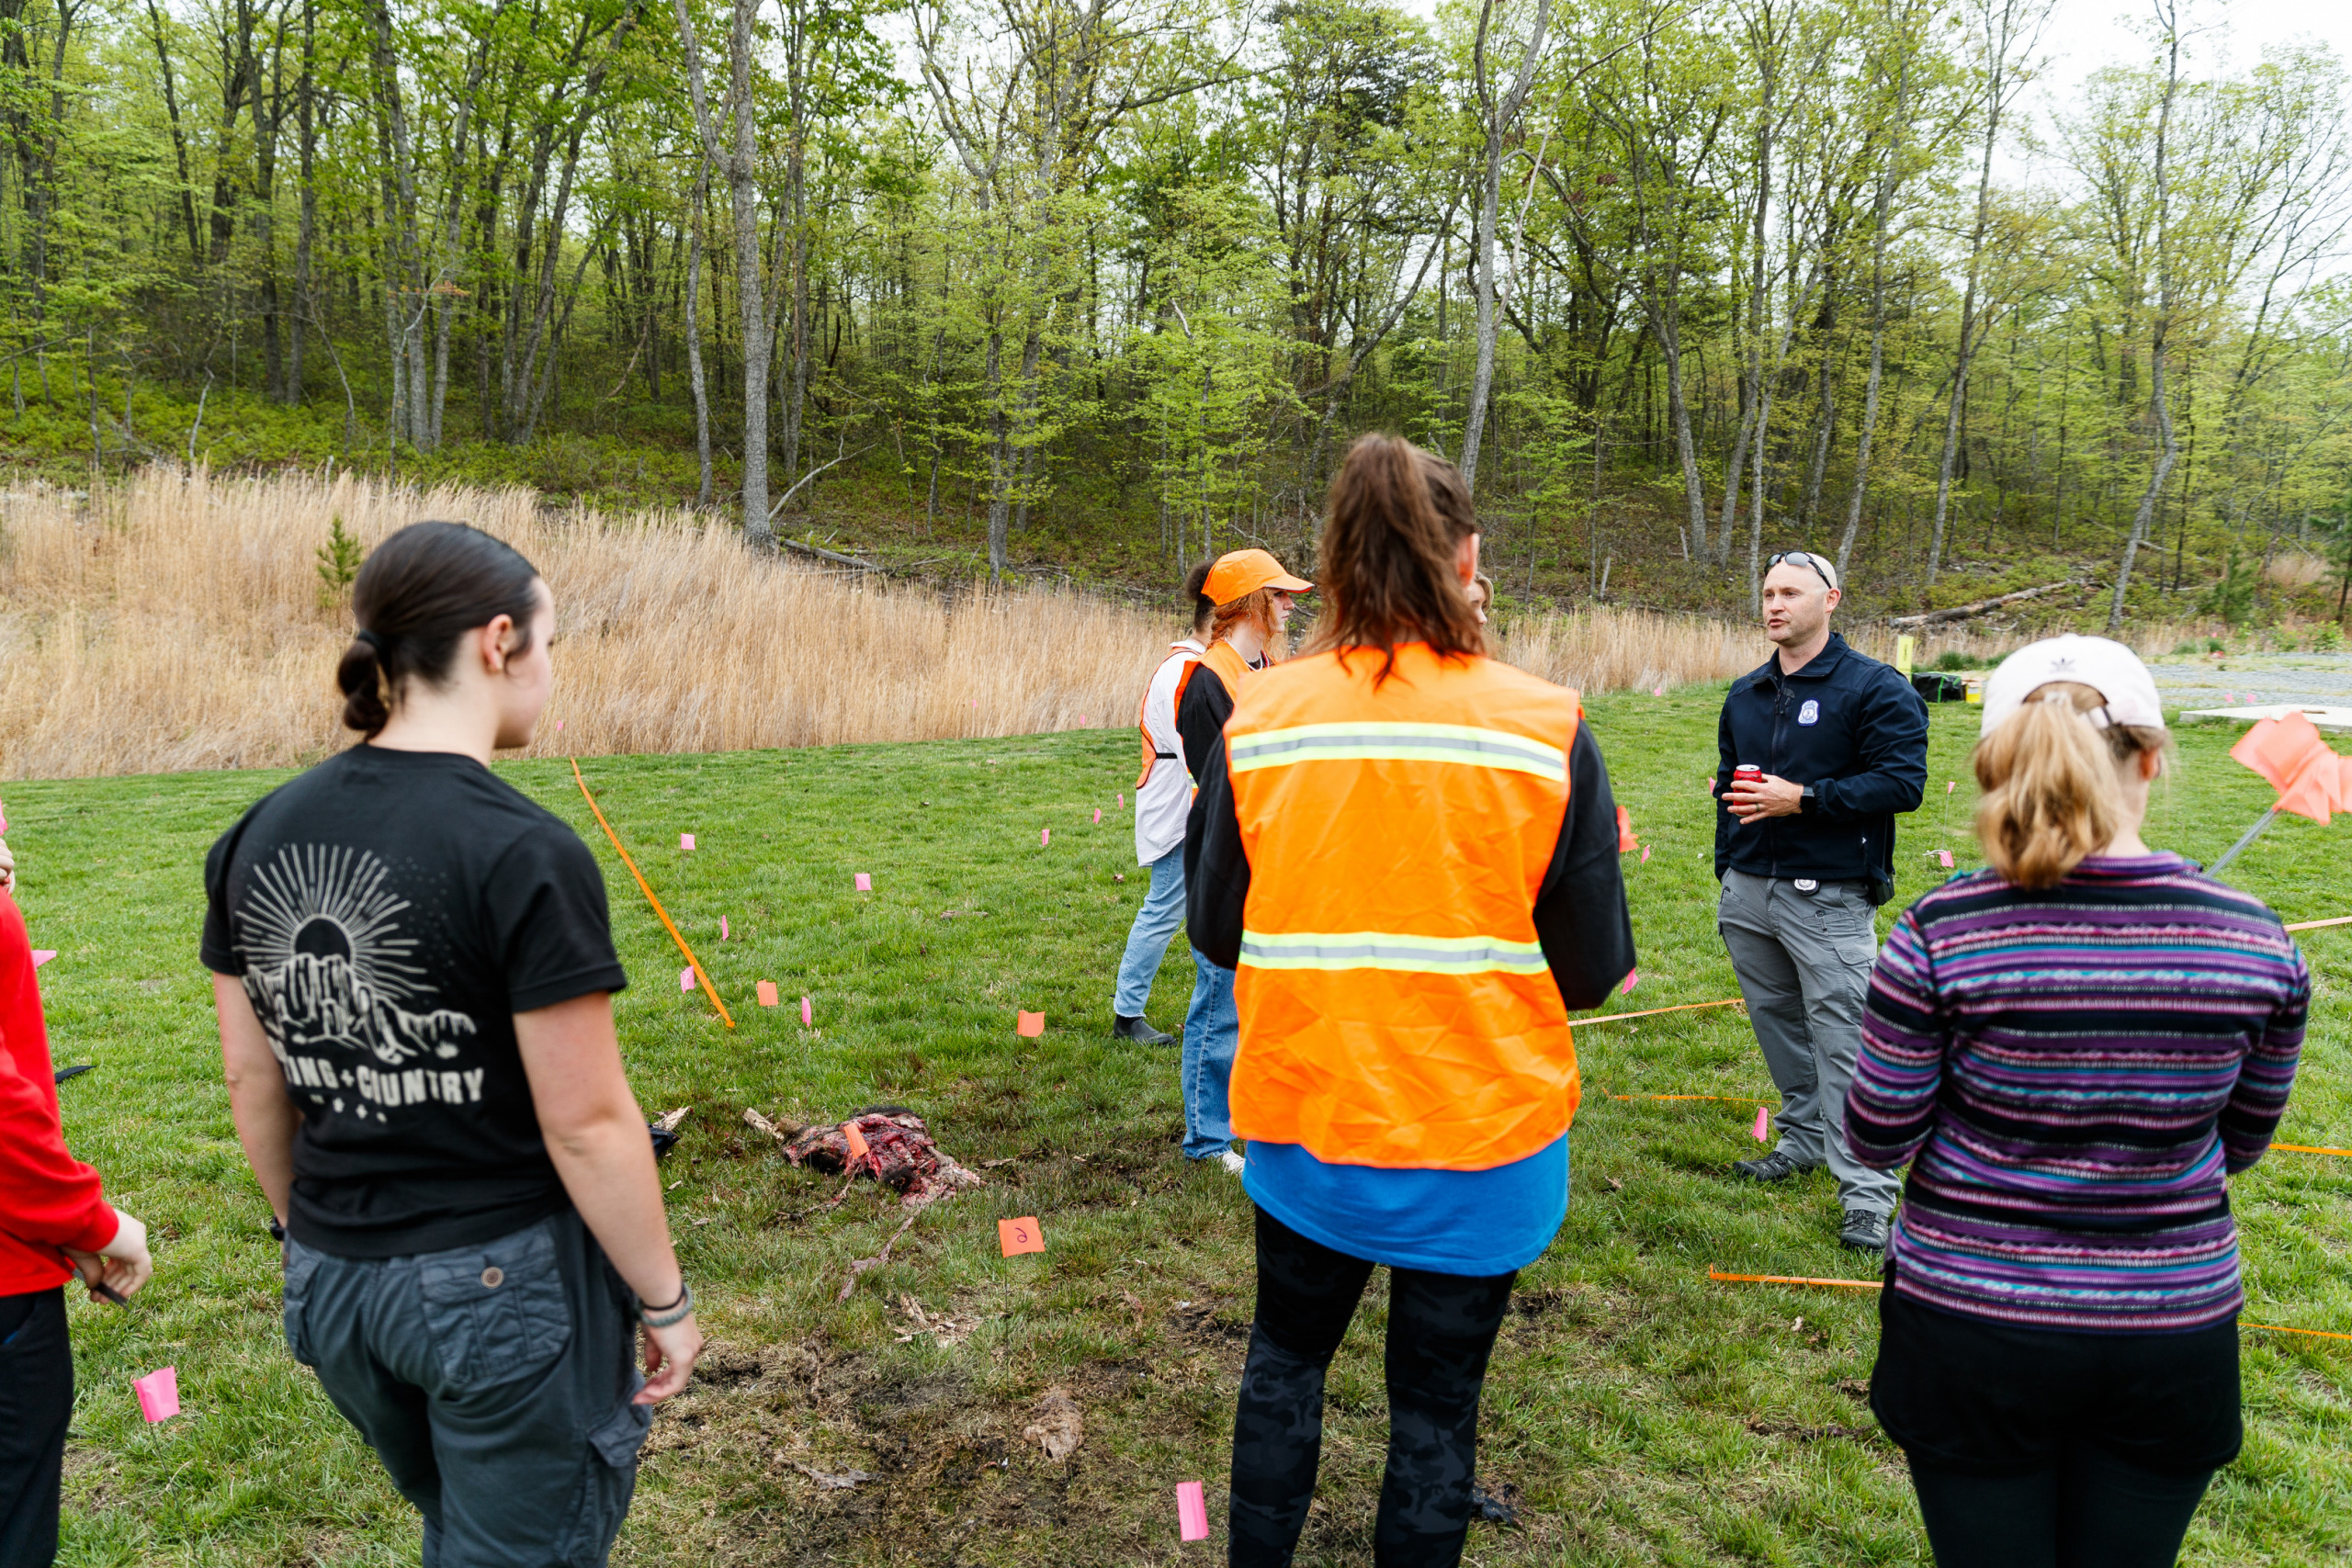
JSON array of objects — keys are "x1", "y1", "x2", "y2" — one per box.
[
  {"x1": 1196, "y1": 637, "x2": 1254, "y2": 703},
  {"x1": 1134, "y1": 645, "x2": 1201, "y2": 790},
  {"x1": 1223, "y1": 643, "x2": 1583, "y2": 1171}
]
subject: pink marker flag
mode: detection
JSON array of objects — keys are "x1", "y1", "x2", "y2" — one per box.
[
  {"x1": 680, "y1": 833, "x2": 695, "y2": 851},
  {"x1": 1706, "y1": 777, "x2": 1718, "y2": 795},
  {"x1": 720, "y1": 916, "x2": 730, "y2": 940},
  {"x1": 679, "y1": 966, "x2": 695, "y2": 994},
  {"x1": 1176, "y1": 1481, "x2": 1210, "y2": 1542},
  {"x1": 854, "y1": 873, "x2": 872, "y2": 892},
  {"x1": 800, "y1": 995, "x2": 813, "y2": 1026},
  {"x1": 133, "y1": 1366, "x2": 179, "y2": 1423},
  {"x1": 1939, "y1": 850, "x2": 1955, "y2": 869},
  {"x1": 1640, "y1": 844, "x2": 1651, "y2": 863},
  {"x1": 1623, "y1": 968, "x2": 1639, "y2": 995},
  {"x1": 1653, "y1": 684, "x2": 1666, "y2": 697},
  {"x1": 1118, "y1": 792, "x2": 1125, "y2": 808},
  {"x1": 1093, "y1": 808, "x2": 1102, "y2": 825},
  {"x1": 32, "y1": 950, "x2": 56, "y2": 968},
  {"x1": 1946, "y1": 781, "x2": 1956, "y2": 795},
  {"x1": 1041, "y1": 828, "x2": 1051, "y2": 848},
  {"x1": 554, "y1": 720, "x2": 563, "y2": 732},
  {"x1": 1752, "y1": 1105, "x2": 1770, "y2": 1143}
]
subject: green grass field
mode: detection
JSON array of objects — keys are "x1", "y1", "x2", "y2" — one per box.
[{"x1": 18, "y1": 694, "x2": 2352, "y2": 1566}]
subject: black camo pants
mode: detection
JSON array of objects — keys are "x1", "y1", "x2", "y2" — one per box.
[{"x1": 1228, "y1": 1207, "x2": 1516, "y2": 1568}]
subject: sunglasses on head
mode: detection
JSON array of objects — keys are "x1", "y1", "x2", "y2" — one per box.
[{"x1": 1768, "y1": 551, "x2": 1836, "y2": 591}]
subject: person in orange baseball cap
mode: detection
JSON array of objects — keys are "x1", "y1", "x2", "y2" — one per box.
[{"x1": 1174, "y1": 547, "x2": 1311, "y2": 1174}]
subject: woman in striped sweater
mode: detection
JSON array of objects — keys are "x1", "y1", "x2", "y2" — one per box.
[{"x1": 1846, "y1": 635, "x2": 2309, "y2": 1568}]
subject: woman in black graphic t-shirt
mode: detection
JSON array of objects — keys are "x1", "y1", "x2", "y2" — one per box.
[{"x1": 206, "y1": 522, "x2": 699, "y2": 1565}]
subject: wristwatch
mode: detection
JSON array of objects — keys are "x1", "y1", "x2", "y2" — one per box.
[{"x1": 1800, "y1": 784, "x2": 1815, "y2": 812}]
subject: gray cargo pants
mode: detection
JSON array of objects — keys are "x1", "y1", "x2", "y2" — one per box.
[
  {"x1": 1716, "y1": 869, "x2": 1902, "y2": 1219},
  {"x1": 282, "y1": 1209, "x2": 650, "y2": 1567}
]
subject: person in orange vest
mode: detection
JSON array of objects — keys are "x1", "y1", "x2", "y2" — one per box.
[
  {"x1": 1186, "y1": 435, "x2": 1634, "y2": 1565},
  {"x1": 1178, "y1": 547, "x2": 1311, "y2": 1173},
  {"x1": 1110, "y1": 560, "x2": 1217, "y2": 1046}
]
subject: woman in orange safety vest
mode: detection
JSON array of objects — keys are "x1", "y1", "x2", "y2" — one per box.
[
  {"x1": 1174, "y1": 548, "x2": 1309, "y2": 1172},
  {"x1": 1185, "y1": 434, "x2": 1634, "y2": 1566}
]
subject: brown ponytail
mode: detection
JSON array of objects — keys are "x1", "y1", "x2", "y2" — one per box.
[
  {"x1": 339, "y1": 521, "x2": 543, "y2": 739},
  {"x1": 1973, "y1": 681, "x2": 2168, "y2": 888},
  {"x1": 1306, "y1": 434, "x2": 1483, "y2": 683}
]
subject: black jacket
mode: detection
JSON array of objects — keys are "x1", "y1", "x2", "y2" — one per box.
[
  {"x1": 1713, "y1": 632, "x2": 1928, "y2": 885},
  {"x1": 1186, "y1": 720, "x2": 1635, "y2": 1008}
]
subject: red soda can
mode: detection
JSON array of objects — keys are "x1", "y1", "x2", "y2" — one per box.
[{"x1": 1733, "y1": 764, "x2": 1764, "y2": 787}]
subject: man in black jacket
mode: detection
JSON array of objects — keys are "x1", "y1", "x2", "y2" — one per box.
[{"x1": 1715, "y1": 551, "x2": 1927, "y2": 1252}]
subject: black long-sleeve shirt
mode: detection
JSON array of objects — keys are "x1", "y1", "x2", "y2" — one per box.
[
  {"x1": 1184, "y1": 719, "x2": 1635, "y2": 1009},
  {"x1": 1713, "y1": 632, "x2": 1928, "y2": 885},
  {"x1": 1177, "y1": 653, "x2": 1256, "y2": 784}
]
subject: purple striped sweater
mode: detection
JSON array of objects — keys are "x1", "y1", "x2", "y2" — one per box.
[{"x1": 1846, "y1": 852, "x2": 2309, "y2": 1333}]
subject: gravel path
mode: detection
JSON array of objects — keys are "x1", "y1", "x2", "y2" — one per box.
[{"x1": 2143, "y1": 652, "x2": 2352, "y2": 711}]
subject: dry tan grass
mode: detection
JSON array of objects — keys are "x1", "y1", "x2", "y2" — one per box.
[
  {"x1": 0, "y1": 466, "x2": 2212, "y2": 781},
  {"x1": 0, "y1": 468, "x2": 1174, "y2": 780}
]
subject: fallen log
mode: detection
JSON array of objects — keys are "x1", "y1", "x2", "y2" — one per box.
[
  {"x1": 1889, "y1": 579, "x2": 2086, "y2": 629},
  {"x1": 782, "y1": 537, "x2": 880, "y2": 571}
]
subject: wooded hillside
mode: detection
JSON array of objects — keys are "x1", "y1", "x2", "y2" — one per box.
[{"x1": 2, "y1": 0, "x2": 2349, "y2": 626}]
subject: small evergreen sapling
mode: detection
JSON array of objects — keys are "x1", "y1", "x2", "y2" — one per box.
[{"x1": 315, "y1": 515, "x2": 364, "y2": 609}]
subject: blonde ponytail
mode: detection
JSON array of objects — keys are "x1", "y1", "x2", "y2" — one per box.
[{"x1": 1973, "y1": 681, "x2": 2166, "y2": 888}]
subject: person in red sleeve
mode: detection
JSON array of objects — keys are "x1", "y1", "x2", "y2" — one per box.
[{"x1": 0, "y1": 883, "x2": 153, "y2": 1568}]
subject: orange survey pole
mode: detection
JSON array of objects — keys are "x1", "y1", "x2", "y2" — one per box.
[
  {"x1": 2272, "y1": 1144, "x2": 2352, "y2": 1158},
  {"x1": 1614, "y1": 1093, "x2": 1777, "y2": 1104},
  {"x1": 1706, "y1": 1270, "x2": 2349, "y2": 1342},
  {"x1": 1709, "y1": 1269, "x2": 1883, "y2": 1291},
  {"x1": 1581, "y1": 998, "x2": 1747, "y2": 1025},
  {"x1": 2283, "y1": 915, "x2": 2352, "y2": 933},
  {"x1": 571, "y1": 758, "x2": 735, "y2": 1029},
  {"x1": 2245, "y1": 1321, "x2": 2352, "y2": 1344}
]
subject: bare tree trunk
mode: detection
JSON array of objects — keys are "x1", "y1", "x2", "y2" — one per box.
[
  {"x1": 1720, "y1": 3, "x2": 1776, "y2": 565},
  {"x1": 673, "y1": 0, "x2": 769, "y2": 543},
  {"x1": 1928, "y1": 0, "x2": 2033, "y2": 586},
  {"x1": 1835, "y1": 39, "x2": 1912, "y2": 581},
  {"x1": 684, "y1": 157, "x2": 712, "y2": 508},
  {"x1": 1457, "y1": 0, "x2": 1551, "y2": 490},
  {"x1": 2109, "y1": 9, "x2": 2182, "y2": 631},
  {"x1": 288, "y1": 0, "x2": 314, "y2": 403}
]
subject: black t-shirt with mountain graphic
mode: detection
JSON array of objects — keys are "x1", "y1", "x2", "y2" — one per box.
[{"x1": 202, "y1": 746, "x2": 628, "y2": 1258}]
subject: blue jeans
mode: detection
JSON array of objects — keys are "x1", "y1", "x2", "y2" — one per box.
[
  {"x1": 1183, "y1": 951, "x2": 1238, "y2": 1160},
  {"x1": 1113, "y1": 847, "x2": 1187, "y2": 1017}
]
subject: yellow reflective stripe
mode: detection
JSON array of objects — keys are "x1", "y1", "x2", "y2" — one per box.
[
  {"x1": 1227, "y1": 721, "x2": 1566, "y2": 782},
  {"x1": 1239, "y1": 929, "x2": 1550, "y2": 976}
]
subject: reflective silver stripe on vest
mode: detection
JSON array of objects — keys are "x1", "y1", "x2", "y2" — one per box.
[
  {"x1": 1226, "y1": 721, "x2": 1566, "y2": 782},
  {"x1": 1238, "y1": 929, "x2": 1550, "y2": 976}
]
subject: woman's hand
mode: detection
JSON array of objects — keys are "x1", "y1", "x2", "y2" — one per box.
[
  {"x1": 66, "y1": 1207, "x2": 153, "y2": 1300},
  {"x1": 0, "y1": 837, "x2": 15, "y2": 892},
  {"x1": 636, "y1": 1313, "x2": 702, "y2": 1403}
]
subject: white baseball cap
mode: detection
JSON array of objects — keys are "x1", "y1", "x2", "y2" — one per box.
[{"x1": 1980, "y1": 635, "x2": 2166, "y2": 737}]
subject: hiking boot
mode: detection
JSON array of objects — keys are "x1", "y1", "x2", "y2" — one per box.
[
  {"x1": 1731, "y1": 1149, "x2": 1809, "y2": 1182},
  {"x1": 1112, "y1": 1013, "x2": 1174, "y2": 1045},
  {"x1": 1839, "y1": 1209, "x2": 1890, "y2": 1252}
]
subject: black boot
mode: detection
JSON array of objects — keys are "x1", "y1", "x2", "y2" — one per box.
[{"x1": 1112, "y1": 1014, "x2": 1175, "y2": 1045}]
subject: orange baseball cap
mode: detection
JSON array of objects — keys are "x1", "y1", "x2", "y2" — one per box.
[{"x1": 1203, "y1": 548, "x2": 1312, "y2": 605}]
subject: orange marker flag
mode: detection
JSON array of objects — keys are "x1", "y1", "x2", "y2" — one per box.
[
  {"x1": 1615, "y1": 806, "x2": 1637, "y2": 852},
  {"x1": 2231, "y1": 711, "x2": 2352, "y2": 824},
  {"x1": 999, "y1": 1216, "x2": 1046, "y2": 1256},
  {"x1": 1015, "y1": 1010, "x2": 1046, "y2": 1037},
  {"x1": 756, "y1": 981, "x2": 779, "y2": 1007}
]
